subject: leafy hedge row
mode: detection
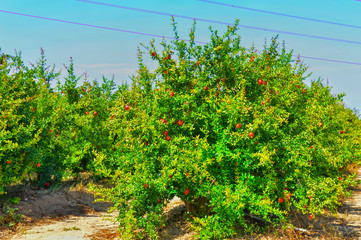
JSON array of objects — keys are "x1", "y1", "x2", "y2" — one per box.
[
  {"x1": 1, "y1": 18, "x2": 360, "y2": 239},
  {"x1": 0, "y1": 49, "x2": 116, "y2": 192}
]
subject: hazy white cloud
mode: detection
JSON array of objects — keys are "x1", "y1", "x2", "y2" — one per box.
[
  {"x1": 72, "y1": 63, "x2": 138, "y2": 81},
  {"x1": 95, "y1": 68, "x2": 138, "y2": 76},
  {"x1": 76, "y1": 63, "x2": 136, "y2": 69}
]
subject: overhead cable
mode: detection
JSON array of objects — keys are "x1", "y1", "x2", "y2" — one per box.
[
  {"x1": 0, "y1": 9, "x2": 360, "y2": 66},
  {"x1": 198, "y1": 0, "x2": 361, "y2": 30},
  {"x1": 76, "y1": 0, "x2": 361, "y2": 46}
]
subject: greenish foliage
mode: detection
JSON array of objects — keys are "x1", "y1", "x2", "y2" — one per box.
[
  {"x1": 0, "y1": 17, "x2": 360, "y2": 239},
  {"x1": 95, "y1": 18, "x2": 361, "y2": 239}
]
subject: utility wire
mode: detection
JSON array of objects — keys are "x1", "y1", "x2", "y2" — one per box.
[
  {"x1": 294, "y1": 55, "x2": 361, "y2": 65},
  {"x1": 0, "y1": 9, "x2": 206, "y2": 44},
  {"x1": 1, "y1": 9, "x2": 360, "y2": 66},
  {"x1": 198, "y1": 0, "x2": 361, "y2": 30},
  {"x1": 76, "y1": 0, "x2": 361, "y2": 46}
]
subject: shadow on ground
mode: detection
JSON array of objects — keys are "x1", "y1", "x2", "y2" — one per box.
[{"x1": 0, "y1": 175, "x2": 115, "y2": 239}]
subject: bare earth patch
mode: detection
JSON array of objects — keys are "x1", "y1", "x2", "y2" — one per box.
[
  {"x1": 159, "y1": 196, "x2": 196, "y2": 240},
  {"x1": 0, "y1": 179, "x2": 120, "y2": 240},
  {"x1": 328, "y1": 168, "x2": 361, "y2": 239}
]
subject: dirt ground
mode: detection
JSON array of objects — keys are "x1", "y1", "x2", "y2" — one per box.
[
  {"x1": 0, "y1": 178, "x2": 118, "y2": 240},
  {"x1": 1, "y1": 168, "x2": 361, "y2": 240},
  {"x1": 328, "y1": 167, "x2": 361, "y2": 239}
]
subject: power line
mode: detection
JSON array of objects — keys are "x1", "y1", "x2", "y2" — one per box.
[
  {"x1": 292, "y1": 55, "x2": 361, "y2": 65},
  {"x1": 1, "y1": 9, "x2": 360, "y2": 66},
  {"x1": 198, "y1": 0, "x2": 361, "y2": 30},
  {"x1": 75, "y1": 0, "x2": 236, "y2": 26},
  {"x1": 0, "y1": 9, "x2": 206, "y2": 44},
  {"x1": 76, "y1": 0, "x2": 361, "y2": 46}
]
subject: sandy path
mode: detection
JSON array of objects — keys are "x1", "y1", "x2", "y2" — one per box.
[
  {"x1": 0, "y1": 182, "x2": 121, "y2": 240},
  {"x1": 330, "y1": 168, "x2": 361, "y2": 239},
  {"x1": 11, "y1": 211, "x2": 119, "y2": 240}
]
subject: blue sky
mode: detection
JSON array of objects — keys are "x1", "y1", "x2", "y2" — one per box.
[{"x1": 1, "y1": 0, "x2": 361, "y2": 113}]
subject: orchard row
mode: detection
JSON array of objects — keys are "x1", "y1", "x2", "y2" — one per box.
[{"x1": 1, "y1": 19, "x2": 361, "y2": 239}]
